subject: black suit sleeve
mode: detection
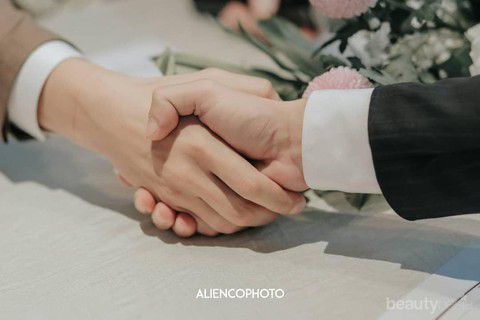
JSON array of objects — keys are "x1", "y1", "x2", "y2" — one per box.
[{"x1": 368, "y1": 76, "x2": 480, "y2": 220}]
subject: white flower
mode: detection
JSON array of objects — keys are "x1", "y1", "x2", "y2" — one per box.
[
  {"x1": 437, "y1": 0, "x2": 459, "y2": 27},
  {"x1": 391, "y1": 29, "x2": 464, "y2": 72},
  {"x1": 347, "y1": 22, "x2": 391, "y2": 67},
  {"x1": 466, "y1": 23, "x2": 480, "y2": 76},
  {"x1": 406, "y1": 0, "x2": 423, "y2": 10}
]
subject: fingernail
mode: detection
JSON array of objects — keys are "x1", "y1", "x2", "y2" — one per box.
[
  {"x1": 146, "y1": 117, "x2": 159, "y2": 139},
  {"x1": 134, "y1": 202, "x2": 148, "y2": 215},
  {"x1": 289, "y1": 198, "x2": 306, "y2": 215}
]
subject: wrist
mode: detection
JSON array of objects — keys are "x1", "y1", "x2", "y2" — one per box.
[
  {"x1": 286, "y1": 99, "x2": 306, "y2": 178},
  {"x1": 38, "y1": 58, "x2": 77, "y2": 137},
  {"x1": 271, "y1": 98, "x2": 307, "y2": 191},
  {"x1": 38, "y1": 59, "x2": 149, "y2": 158},
  {"x1": 38, "y1": 58, "x2": 106, "y2": 148}
]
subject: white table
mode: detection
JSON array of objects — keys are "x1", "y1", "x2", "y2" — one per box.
[{"x1": 1, "y1": 1, "x2": 480, "y2": 319}]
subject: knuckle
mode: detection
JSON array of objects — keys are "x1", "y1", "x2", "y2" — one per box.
[
  {"x1": 179, "y1": 174, "x2": 196, "y2": 189},
  {"x1": 199, "y1": 79, "x2": 218, "y2": 95},
  {"x1": 259, "y1": 79, "x2": 275, "y2": 97},
  {"x1": 162, "y1": 187, "x2": 182, "y2": 202},
  {"x1": 197, "y1": 79, "x2": 224, "y2": 107},
  {"x1": 167, "y1": 167, "x2": 197, "y2": 189},
  {"x1": 186, "y1": 138, "x2": 208, "y2": 158},
  {"x1": 240, "y1": 178, "x2": 261, "y2": 198},
  {"x1": 161, "y1": 165, "x2": 178, "y2": 182}
]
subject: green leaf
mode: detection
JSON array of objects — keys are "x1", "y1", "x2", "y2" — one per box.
[
  {"x1": 257, "y1": 19, "x2": 345, "y2": 77},
  {"x1": 269, "y1": 40, "x2": 321, "y2": 77},
  {"x1": 155, "y1": 48, "x2": 177, "y2": 75},
  {"x1": 258, "y1": 17, "x2": 314, "y2": 52},
  {"x1": 173, "y1": 52, "x2": 249, "y2": 73},
  {"x1": 237, "y1": 23, "x2": 302, "y2": 78},
  {"x1": 154, "y1": 50, "x2": 307, "y2": 100},
  {"x1": 313, "y1": 18, "x2": 367, "y2": 57},
  {"x1": 359, "y1": 68, "x2": 397, "y2": 85}
]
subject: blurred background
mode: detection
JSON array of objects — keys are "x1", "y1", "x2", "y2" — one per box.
[{"x1": 13, "y1": 0, "x2": 322, "y2": 79}]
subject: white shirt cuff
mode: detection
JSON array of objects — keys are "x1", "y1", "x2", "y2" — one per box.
[
  {"x1": 302, "y1": 89, "x2": 381, "y2": 193},
  {"x1": 8, "y1": 41, "x2": 82, "y2": 141}
]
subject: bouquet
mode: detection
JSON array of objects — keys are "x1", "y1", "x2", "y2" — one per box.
[{"x1": 155, "y1": 0, "x2": 480, "y2": 211}]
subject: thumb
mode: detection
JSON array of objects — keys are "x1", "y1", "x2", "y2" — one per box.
[
  {"x1": 146, "y1": 80, "x2": 279, "y2": 160},
  {"x1": 146, "y1": 89, "x2": 180, "y2": 141},
  {"x1": 146, "y1": 80, "x2": 226, "y2": 141}
]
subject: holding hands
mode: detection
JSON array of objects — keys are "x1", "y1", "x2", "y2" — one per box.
[{"x1": 135, "y1": 70, "x2": 309, "y2": 237}]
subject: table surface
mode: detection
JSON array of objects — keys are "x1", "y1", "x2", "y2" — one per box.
[{"x1": 1, "y1": 1, "x2": 480, "y2": 319}]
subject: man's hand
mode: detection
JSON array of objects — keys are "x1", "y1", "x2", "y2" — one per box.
[
  {"x1": 147, "y1": 79, "x2": 308, "y2": 192},
  {"x1": 38, "y1": 60, "x2": 304, "y2": 237}
]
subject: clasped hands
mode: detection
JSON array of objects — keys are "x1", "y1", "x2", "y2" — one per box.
[
  {"x1": 131, "y1": 69, "x2": 309, "y2": 237},
  {"x1": 39, "y1": 60, "x2": 307, "y2": 238}
]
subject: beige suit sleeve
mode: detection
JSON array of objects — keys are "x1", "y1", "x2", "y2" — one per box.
[{"x1": 0, "y1": 0, "x2": 59, "y2": 141}]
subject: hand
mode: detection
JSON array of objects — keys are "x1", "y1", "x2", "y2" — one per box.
[
  {"x1": 125, "y1": 115, "x2": 305, "y2": 237},
  {"x1": 38, "y1": 60, "x2": 304, "y2": 237},
  {"x1": 137, "y1": 79, "x2": 308, "y2": 233},
  {"x1": 147, "y1": 79, "x2": 308, "y2": 192}
]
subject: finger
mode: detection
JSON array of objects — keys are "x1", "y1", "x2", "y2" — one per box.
[
  {"x1": 188, "y1": 213, "x2": 219, "y2": 237},
  {"x1": 182, "y1": 196, "x2": 243, "y2": 235},
  {"x1": 200, "y1": 173, "x2": 278, "y2": 227},
  {"x1": 151, "y1": 68, "x2": 279, "y2": 100},
  {"x1": 151, "y1": 202, "x2": 177, "y2": 230},
  {"x1": 149, "y1": 82, "x2": 306, "y2": 215},
  {"x1": 134, "y1": 188, "x2": 156, "y2": 215},
  {"x1": 172, "y1": 213, "x2": 197, "y2": 238},
  {"x1": 148, "y1": 79, "x2": 279, "y2": 141},
  {"x1": 205, "y1": 138, "x2": 306, "y2": 216},
  {"x1": 147, "y1": 80, "x2": 221, "y2": 141},
  {"x1": 147, "y1": 75, "x2": 278, "y2": 141},
  {"x1": 151, "y1": 201, "x2": 218, "y2": 236},
  {"x1": 147, "y1": 90, "x2": 180, "y2": 140},
  {"x1": 198, "y1": 68, "x2": 279, "y2": 100}
]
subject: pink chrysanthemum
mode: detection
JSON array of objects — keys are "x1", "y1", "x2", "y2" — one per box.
[
  {"x1": 302, "y1": 67, "x2": 372, "y2": 98},
  {"x1": 310, "y1": 0, "x2": 377, "y2": 19}
]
